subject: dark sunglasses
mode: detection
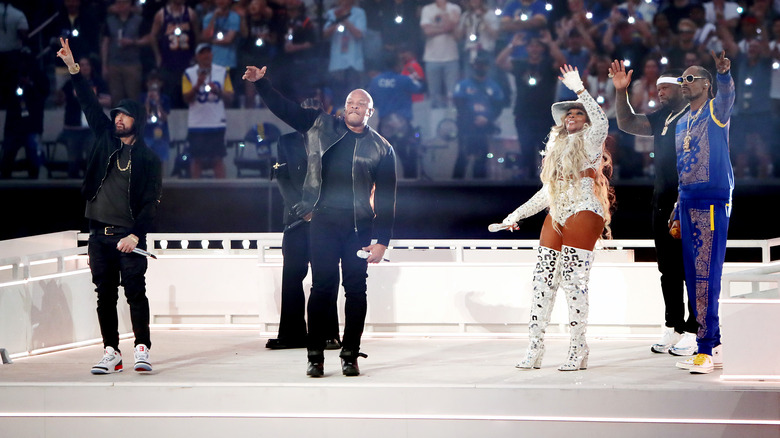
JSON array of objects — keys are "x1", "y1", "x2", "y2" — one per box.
[{"x1": 677, "y1": 75, "x2": 706, "y2": 84}]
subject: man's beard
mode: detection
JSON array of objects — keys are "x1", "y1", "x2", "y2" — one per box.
[{"x1": 114, "y1": 125, "x2": 133, "y2": 137}]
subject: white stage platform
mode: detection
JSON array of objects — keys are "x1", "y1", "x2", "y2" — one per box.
[
  {"x1": 1, "y1": 330, "x2": 779, "y2": 438},
  {"x1": 2, "y1": 232, "x2": 779, "y2": 437}
]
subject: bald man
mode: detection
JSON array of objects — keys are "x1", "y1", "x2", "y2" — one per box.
[{"x1": 244, "y1": 66, "x2": 397, "y2": 377}]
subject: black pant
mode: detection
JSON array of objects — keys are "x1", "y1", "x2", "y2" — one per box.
[
  {"x1": 278, "y1": 222, "x2": 340, "y2": 342},
  {"x1": 652, "y1": 193, "x2": 697, "y2": 334},
  {"x1": 306, "y1": 207, "x2": 371, "y2": 354},
  {"x1": 515, "y1": 115, "x2": 548, "y2": 180},
  {"x1": 88, "y1": 232, "x2": 151, "y2": 351},
  {"x1": 452, "y1": 131, "x2": 488, "y2": 179},
  {"x1": 0, "y1": 132, "x2": 40, "y2": 179}
]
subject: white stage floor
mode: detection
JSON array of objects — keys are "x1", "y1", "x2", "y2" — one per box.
[{"x1": 1, "y1": 330, "x2": 779, "y2": 437}]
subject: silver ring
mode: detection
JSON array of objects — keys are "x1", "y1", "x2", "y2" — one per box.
[{"x1": 608, "y1": 72, "x2": 614, "y2": 78}]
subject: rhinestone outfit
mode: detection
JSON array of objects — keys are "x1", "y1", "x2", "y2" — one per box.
[{"x1": 503, "y1": 89, "x2": 608, "y2": 227}]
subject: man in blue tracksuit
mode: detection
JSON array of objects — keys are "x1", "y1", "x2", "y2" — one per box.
[{"x1": 670, "y1": 51, "x2": 735, "y2": 374}]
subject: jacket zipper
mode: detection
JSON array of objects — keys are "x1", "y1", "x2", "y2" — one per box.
[
  {"x1": 127, "y1": 147, "x2": 135, "y2": 221},
  {"x1": 351, "y1": 136, "x2": 358, "y2": 233},
  {"x1": 92, "y1": 143, "x2": 135, "y2": 222},
  {"x1": 312, "y1": 129, "x2": 348, "y2": 213},
  {"x1": 91, "y1": 145, "x2": 120, "y2": 202}
]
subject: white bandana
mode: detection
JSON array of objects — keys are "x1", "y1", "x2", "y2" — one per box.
[{"x1": 657, "y1": 77, "x2": 680, "y2": 86}]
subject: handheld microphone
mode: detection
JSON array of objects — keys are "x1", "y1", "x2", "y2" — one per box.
[
  {"x1": 132, "y1": 247, "x2": 157, "y2": 259},
  {"x1": 356, "y1": 250, "x2": 390, "y2": 262},
  {"x1": 488, "y1": 222, "x2": 517, "y2": 232}
]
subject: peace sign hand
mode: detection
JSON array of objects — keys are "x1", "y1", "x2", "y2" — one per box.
[
  {"x1": 56, "y1": 37, "x2": 76, "y2": 68},
  {"x1": 711, "y1": 50, "x2": 730, "y2": 74}
]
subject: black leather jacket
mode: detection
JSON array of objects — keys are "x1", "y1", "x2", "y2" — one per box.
[
  {"x1": 255, "y1": 78, "x2": 397, "y2": 245},
  {"x1": 72, "y1": 72, "x2": 163, "y2": 236}
]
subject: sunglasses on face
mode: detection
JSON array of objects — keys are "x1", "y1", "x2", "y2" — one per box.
[{"x1": 677, "y1": 75, "x2": 706, "y2": 84}]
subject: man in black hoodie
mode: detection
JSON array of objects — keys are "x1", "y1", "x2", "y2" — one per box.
[{"x1": 58, "y1": 38, "x2": 163, "y2": 375}]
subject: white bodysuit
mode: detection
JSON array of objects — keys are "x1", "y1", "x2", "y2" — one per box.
[{"x1": 504, "y1": 90, "x2": 608, "y2": 227}]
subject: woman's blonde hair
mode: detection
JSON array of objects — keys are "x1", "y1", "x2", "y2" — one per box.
[{"x1": 540, "y1": 119, "x2": 616, "y2": 239}]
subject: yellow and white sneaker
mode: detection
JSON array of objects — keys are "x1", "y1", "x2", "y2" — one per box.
[{"x1": 676, "y1": 345, "x2": 723, "y2": 372}]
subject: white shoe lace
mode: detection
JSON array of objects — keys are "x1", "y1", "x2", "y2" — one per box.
[
  {"x1": 657, "y1": 329, "x2": 676, "y2": 346},
  {"x1": 134, "y1": 346, "x2": 150, "y2": 363}
]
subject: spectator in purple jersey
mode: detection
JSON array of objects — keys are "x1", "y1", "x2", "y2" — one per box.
[{"x1": 149, "y1": 0, "x2": 200, "y2": 108}]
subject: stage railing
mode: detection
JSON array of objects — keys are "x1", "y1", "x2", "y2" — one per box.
[{"x1": 2, "y1": 232, "x2": 779, "y2": 363}]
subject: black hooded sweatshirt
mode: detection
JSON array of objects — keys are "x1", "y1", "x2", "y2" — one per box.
[{"x1": 71, "y1": 72, "x2": 163, "y2": 236}]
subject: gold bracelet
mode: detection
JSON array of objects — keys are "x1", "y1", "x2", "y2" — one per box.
[
  {"x1": 576, "y1": 88, "x2": 586, "y2": 95},
  {"x1": 128, "y1": 235, "x2": 139, "y2": 244},
  {"x1": 68, "y1": 63, "x2": 80, "y2": 75}
]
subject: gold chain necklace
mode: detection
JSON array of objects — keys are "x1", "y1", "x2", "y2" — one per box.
[
  {"x1": 661, "y1": 103, "x2": 690, "y2": 136},
  {"x1": 683, "y1": 103, "x2": 706, "y2": 152},
  {"x1": 116, "y1": 145, "x2": 132, "y2": 172}
]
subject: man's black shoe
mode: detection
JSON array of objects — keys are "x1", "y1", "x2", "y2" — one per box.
[
  {"x1": 306, "y1": 361, "x2": 324, "y2": 377},
  {"x1": 325, "y1": 338, "x2": 342, "y2": 350},
  {"x1": 307, "y1": 350, "x2": 325, "y2": 377},
  {"x1": 339, "y1": 350, "x2": 368, "y2": 376},
  {"x1": 265, "y1": 338, "x2": 306, "y2": 350}
]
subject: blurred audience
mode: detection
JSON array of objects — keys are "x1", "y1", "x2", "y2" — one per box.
[
  {"x1": 421, "y1": 0, "x2": 461, "y2": 108},
  {"x1": 1, "y1": 0, "x2": 779, "y2": 181},
  {"x1": 56, "y1": 56, "x2": 110, "y2": 179},
  {"x1": 102, "y1": 0, "x2": 146, "y2": 106}
]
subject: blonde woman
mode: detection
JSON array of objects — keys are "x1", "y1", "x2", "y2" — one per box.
[{"x1": 496, "y1": 64, "x2": 615, "y2": 371}]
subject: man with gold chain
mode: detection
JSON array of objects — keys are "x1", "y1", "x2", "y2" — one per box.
[
  {"x1": 57, "y1": 37, "x2": 163, "y2": 375},
  {"x1": 668, "y1": 52, "x2": 734, "y2": 374},
  {"x1": 609, "y1": 62, "x2": 699, "y2": 357}
]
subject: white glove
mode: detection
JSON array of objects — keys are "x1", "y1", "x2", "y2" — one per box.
[
  {"x1": 502, "y1": 188, "x2": 550, "y2": 225},
  {"x1": 561, "y1": 69, "x2": 584, "y2": 93}
]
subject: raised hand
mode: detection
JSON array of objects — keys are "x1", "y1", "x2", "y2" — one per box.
[
  {"x1": 559, "y1": 64, "x2": 584, "y2": 92},
  {"x1": 56, "y1": 37, "x2": 76, "y2": 68},
  {"x1": 242, "y1": 66, "x2": 267, "y2": 82},
  {"x1": 711, "y1": 50, "x2": 730, "y2": 74},
  {"x1": 608, "y1": 59, "x2": 633, "y2": 92}
]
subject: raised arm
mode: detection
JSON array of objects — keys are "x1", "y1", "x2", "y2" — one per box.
[
  {"x1": 559, "y1": 64, "x2": 608, "y2": 148},
  {"x1": 56, "y1": 37, "x2": 111, "y2": 135},
  {"x1": 243, "y1": 66, "x2": 318, "y2": 132},
  {"x1": 709, "y1": 51, "x2": 734, "y2": 127},
  {"x1": 609, "y1": 59, "x2": 652, "y2": 136}
]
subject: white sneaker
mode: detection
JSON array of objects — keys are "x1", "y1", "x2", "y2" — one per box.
[
  {"x1": 91, "y1": 346, "x2": 123, "y2": 374},
  {"x1": 669, "y1": 332, "x2": 697, "y2": 356},
  {"x1": 133, "y1": 344, "x2": 152, "y2": 372},
  {"x1": 651, "y1": 327, "x2": 683, "y2": 354},
  {"x1": 676, "y1": 344, "x2": 723, "y2": 370},
  {"x1": 686, "y1": 353, "x2": 717, "y2": 374}
]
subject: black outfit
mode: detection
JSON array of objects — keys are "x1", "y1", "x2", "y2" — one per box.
[
  {"x1": 71, "y1": 71, "x2": 163, "y2": 352},
  {"x1": 1, "y1": 57, "x2": 49, "y2": 178},
  {"x1": 255, "y1": 77, "x2": 397, "y2": 367},
  {"x1": 272, "y1": 132, "x2": 340, "y2": 346},
  {"x1": 60, "y1": 76, "x2": 109, "y2": 178},
  {"x1": 510, "y1": 55, "x2": 556, "y2": 180},
  {"x1": 275, "y1": 13, "x2": 318, "y2": 103},
  {"x1": 647, "y1": 108, "x2": 697, "y2": 335}
]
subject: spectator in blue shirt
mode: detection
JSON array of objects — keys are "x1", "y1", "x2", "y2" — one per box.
[
  {"x1": 452, "y1": 52, "x2": 505, "y2": 179},
  {"x1": 500, "y1": 0, "x2": 550, "y2": 60},
  {"x1": 202, "y1": 0, "x2": 241, "y2": 105},
  {"x1": 369, "y1": 52, "x2": 424, "y2": 178}
]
